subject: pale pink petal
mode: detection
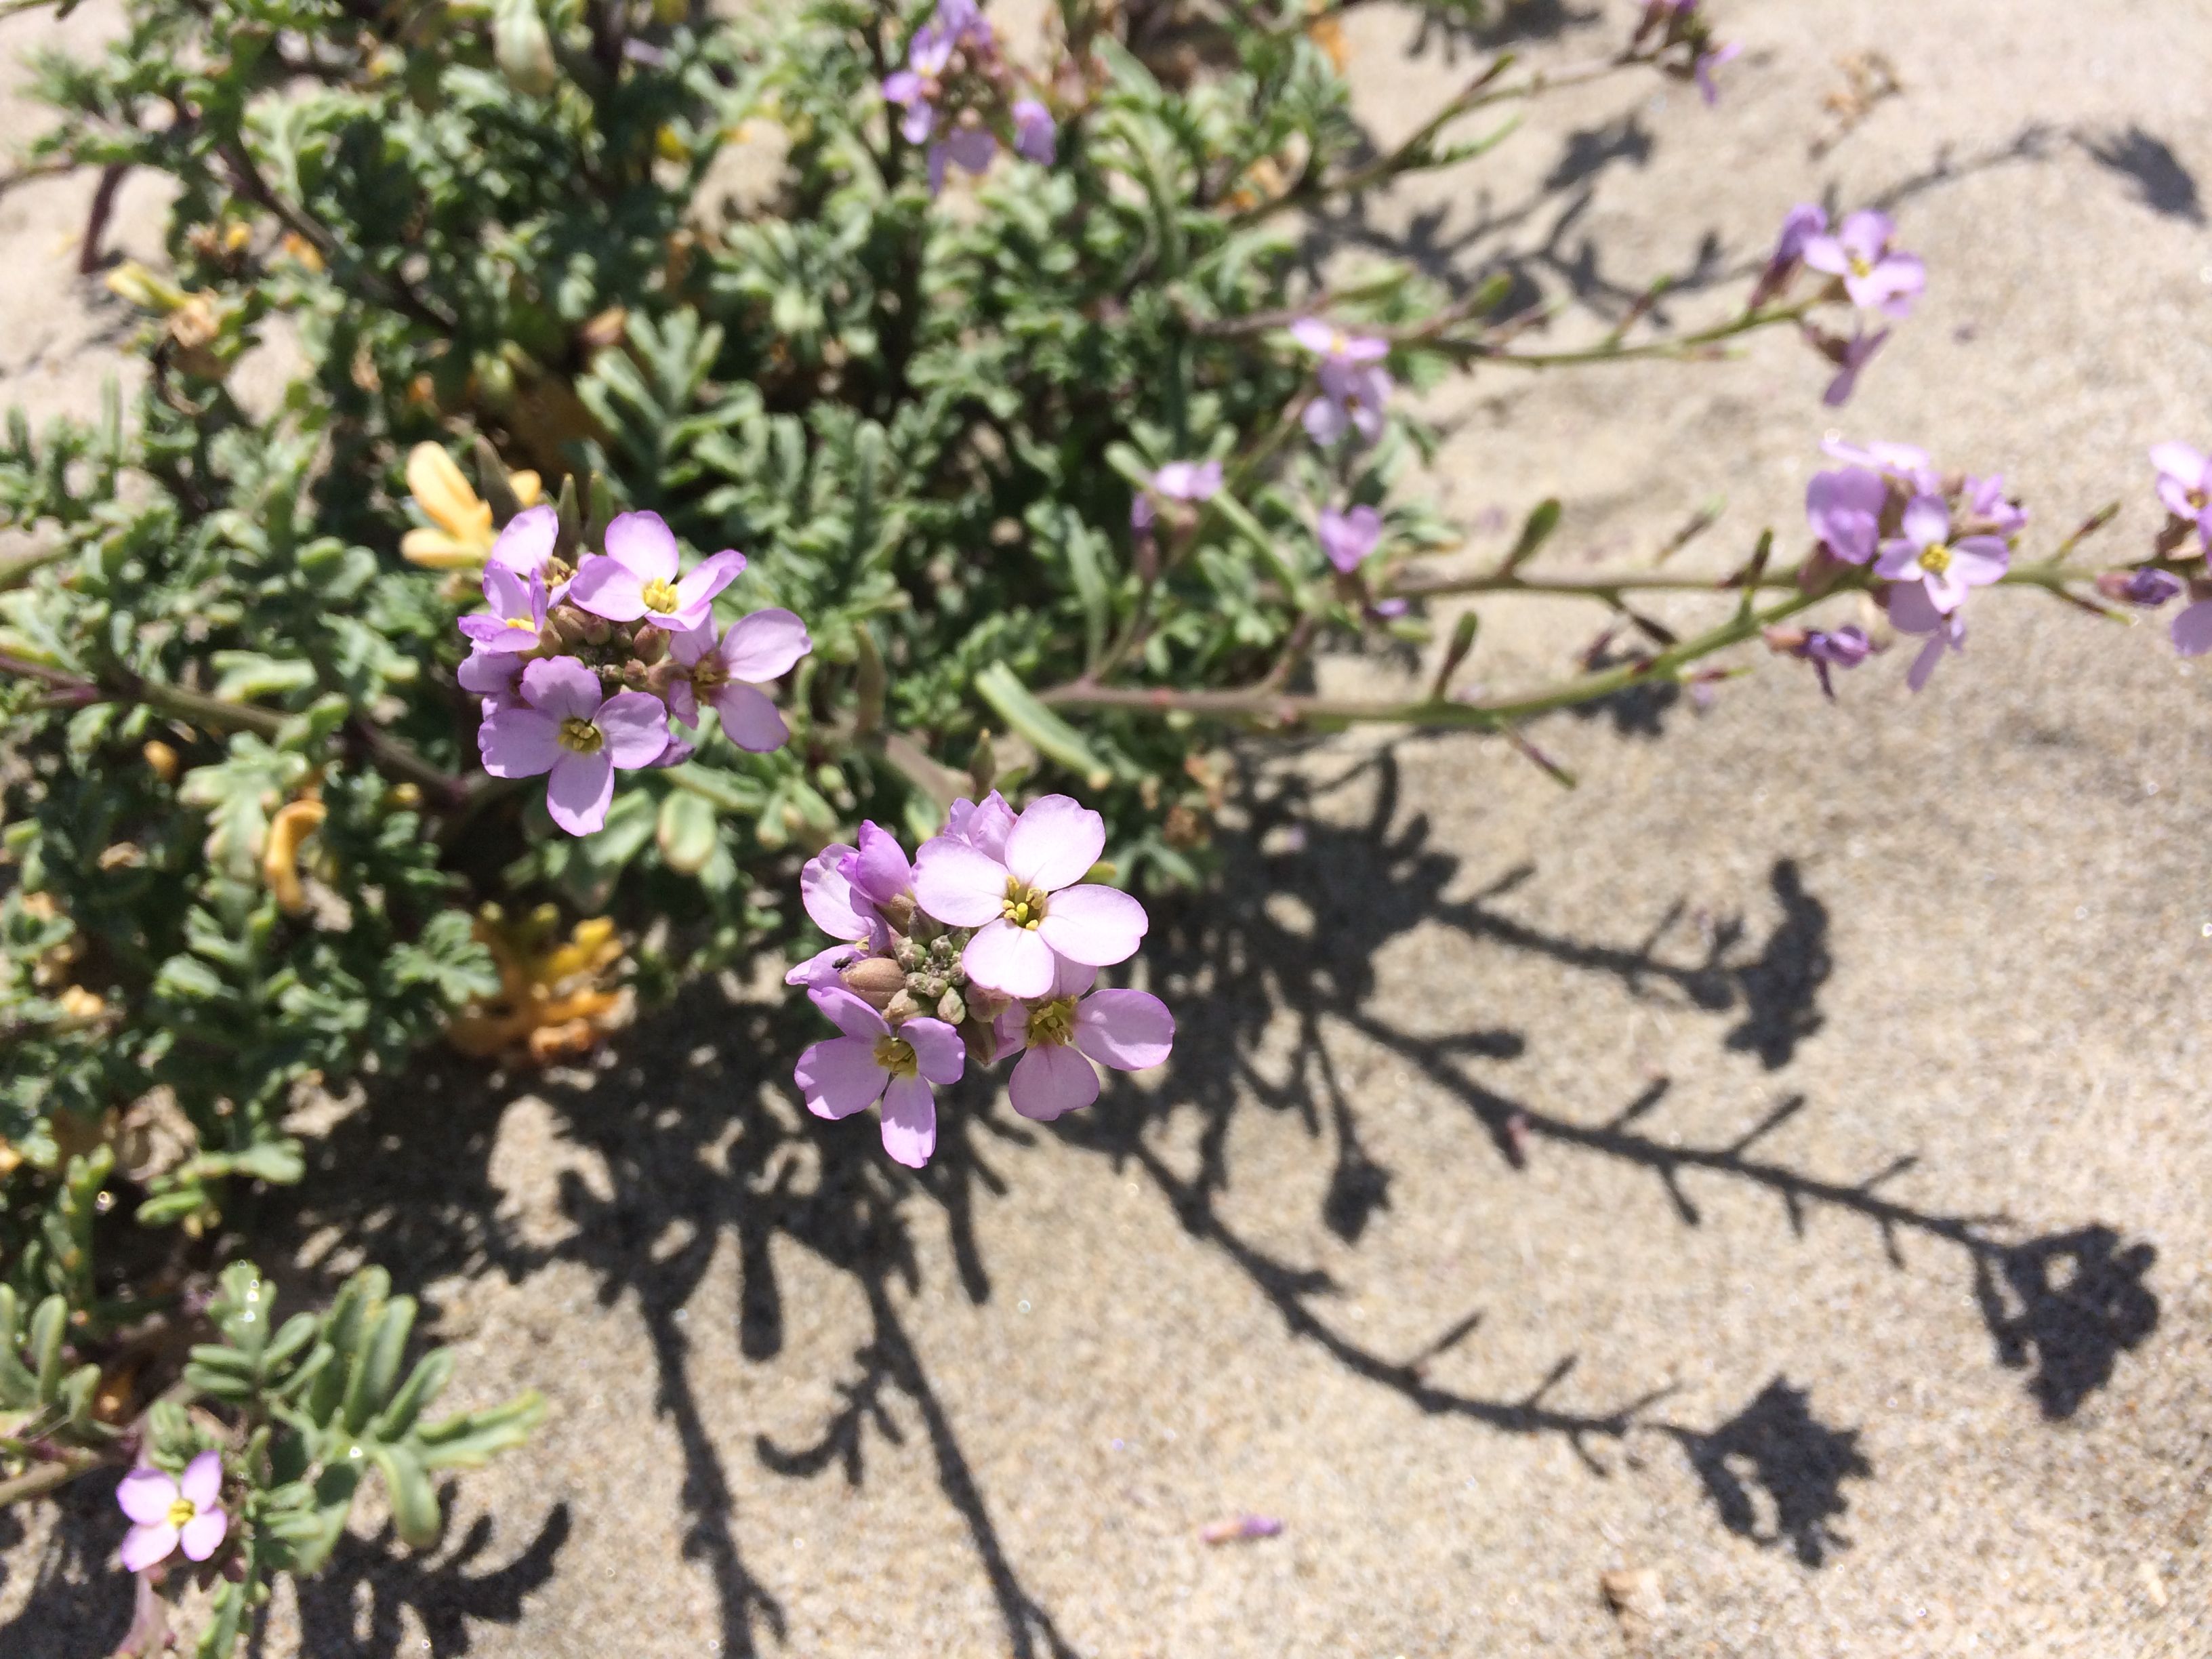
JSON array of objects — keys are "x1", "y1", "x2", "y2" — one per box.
[
  {"x1": 1886, "y1": 579, "x2": 1946, "y2": 635},
  {"x1": 602, "y1": 510, "x2": 680, "y2": 581},
  {"x1": 664, "y1": 679, "x2": 699, "y2": 727},
  {"x1": 1946, "y1": 539, "x2": 2010, "y2": 588},
  {"x1": 991, "y1": 1006, "x2": 1027, "y2": 1061},
  {"x1": 2171, "y1": 600, "x2": 2212, "y2": 657},
  {"x1": 2150, "y1": 441, "x2": 2209, "y2": 484},
  {"x1": 795, "y1": 1035, "x2": 888, "y2": 1119},
  {"x1": 785, "y1": 943, "x2": 857, "y2": 989},
  {"x1": 878, "y1": 1075, "x2": 938, "y2": 1167},
  {"x1": 668, "y1": 621, "x2": 718, "y2": 668},
  {"x1": 544, "y1": 750, "x2": 615, "y2": 834},
  {"x1": 802, "y1": 846, "x2": 877, "y2": 940},
  {"x1": 1008, "y1": 1044, "x2": 1100, "y2": 1122},
  {"x1": 1900, "y1": 495, "x2": 1950, "y2": 548},
  {"x1": 913, "y1": 839, "x2": 1010, "y2": 927},
  {"x1": 1005, "y1": 795, "x2": 1106, "y2": 891},
  {"x1": 672, "y1": 550, "x2": 745, "y2": 617},
  {"x1": 521, "y1": 656, "x2": 605, "y2": 722},
  {"x1": 483, "y1": 564, "x2": 533, "y2": 617},
  {"x1": 1288, "y1": 318, "x2": 1336, "y2": 356},
  {"x1": 595, "y1": 690, "x2": 672, "y2": 769},
  {"x1": 708, "y1": 682, "x2": 789, "y2": 752},
  {"x1": 1047, "y1": 957, "x2": 1099, "y2": 1000},
  {"x1": 1799, "y1": 234, "x2": 1849, "y2": 277},
  {"x1": 946, "y1": 792, "x2": 1015, "y2": 859},
  {"x1": 851, "y1": 823, "x2": 913, "y2": 903},
  {"x1": 962, "y1": 919, "x2": 1057, "y2": 998},
  {"x1": 457, "y1": 649, "x2": 521, "y2": 699},
  {"x1": 717, "y1": 609, "x2": 812, "y2": 682},
  {"x1": 489, "y1": 505, "x2": 559, "y2": 576},
  {"x1": 810, "y1": 985, "x2": 890, "y2": 1041},
  {"x1": 1906, "y1": 629, "x2": 1950, "y2": 691},
  {"x1": 179, "y1": 1507, "x2": 228, "y2": 1562},
  {"x1": 567, "y1": 555, "x2": 647, "y2": 621},
  {"x1": 1838, "y1": 209, "x2": 1893, "y2": 259},
  {"x1": 1036, "y1": 884, "x2": 1147, "y2": 967},
  {"x1": 1073, "y1": 989, "x2": 1175, "y2": 1071},
  {"x1": 478, "y1": 706, "x2": 562, "y2": 778},
  {"x1": 180, "y1": 1452, "x2": 223, "y2": 1510},
  {"x1": 1872, "y1": 539, "x2": 1923, "y2": 582},
  {"x1": 901, "y1": 1017, "x2": 966, "y2": 1086},
  {"x1": 117, "y1": 1468, "x2": 178, "y2": 1526},
  {"x1": 120, "y1": 1523, "x2": 179, "y2": 1574}
]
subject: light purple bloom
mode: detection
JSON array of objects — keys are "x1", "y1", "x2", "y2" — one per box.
[
  {"x1": 1822, "y1": 325, "x2": 1889, "y2": 407},
  {"x1": 457, "y1": 566, "x2": 548, "y2": 655},
  {"x1": 1695, "y1": 39, "x2": 1742, "y2": 105},
  {"x1": 458, "y1": 646, "x2": 523, "y2": 710},
  {"x1": 1802, "y1": 210, "x2": 1925, "y2": 319},
  {"x1": 663, "y1": 609, "x2": 810, "y2": 750},
  {"x1": 2173, "y1": 597, "x2": 2212, "y2": 657},
  {"x1": 1782, "y1": 626, "x2": 1872, "y2": 701},
  {"x1": 794, "y1": 986, "x2": 964, "y2": 1168},
  {"x1": 1289, "y1": 319, "x2": 1390, "y2": 368},
  {"x1": 786, "y1": 942, "x2": 861, "y2": 990},
  {"x1": 117, "y1": 1452, "x2": 227, "y2": 1574},
  {"x1": 1805, "y1": 467, "x2": 1887, "y2": 565},
  {"x1": 477, "y1": 657, "x2": 671, "y2": 835},
  {"x1": 1012, "y1": 98, "x2": 1056, "y2": 165},
  {"x1": 927, "y1": 125, "x2": 998, "y2": 195},
  {"x1": 1152, "y1": 459, "x2": 1222, "y2": 502},
  {"x1": 990, "y1": 958, "x2": 1174, "y2": 1122},
  {"x1": 568, "y1": 512, "x2": 743, "y2": 633},
  {"x1": 2150, "y1": 442, "x2": 2212, "y2": 541},
  {"x1": 801, "y1": 821, "x2": 913, "y2": 949},
  {"x1": 913, "y1": 793, "x2": 1148, "y2": 999},
  {"x1": 1887, "y1": 579, "x2": 1966, "y2": 691},
  {"x1": 1963, "y1": 473, "x2": 2028, "y2": 539},
  {"x1": 1292, "y1": 321, "x2": 1393, "y2": 446},
  {"x1": 2095, "y1": 567, "x2": 2186, "y2": 608},
  {"x1": 1319, "y1": 504, "x2": 1383, "y2": 573},
  {"x1": 1751, "y1": 204, "x2": 1826, "y2": 306},
  {"x1": 487, "y1": 504, "x2": 569, "y2": 602},
  {"x1": 1820, "y1": 436, "x2": 1938, "y2": 493},
  {"x1": 1875, "y1": 495, "x2": 2009, "y2": 615},
  {"x1": 943, "y1": 791, "x2": 1015, "y2": 859}
]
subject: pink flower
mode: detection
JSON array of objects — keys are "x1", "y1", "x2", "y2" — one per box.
[
  {"x1": 794, "y1": 986, "x2": 964, "y2": 1167},
  {"x1": 457, "y1": 647, "x2": 523, "y2": 711},
  {"x1": 1803, "y1": 210, "x2": 1925, "y2": 319},
  {"x1": 1963, "y1": 473, "x2": 2028, "y2": 539},
  {"x1": 117, "y1": 1452, "x2": 227, "y2": 1573},
  {"x1": 991, "y1": 958, "x2": 1174, "y2": 1121},
  {"x1": 1012, "y1": 98, "x2": 1056, "y2": 165},
  {"x1": 457, "y1": 566, "x2": 549, "y2": 655},
  {"x1": 912, "y1": 794, "x2": 1147, "y2": 999},
  {"x1": 943, "y1": 790, "x2": 1016, "y2": 858},
  {"x1": 569, "y1": 512, "x2": 744, "y2": 632},
  {"x1": 801, "y1": 821, "x2": 913, "y2": 949},
  {"x1": 1750, "y1": 203, "x2": 1825, "y2": 307},
  {"x1": 477, "y1": 657, "x2": 671, "y2": 834},
  {"x1": 1875, "y1": 495, "x2": 2009, "y2": 615},
  {"x1": 1292, "y1": 322, "x2": 1393, "y2": 447},
  {"x1": 1804, "y1": 466, "x2": 1887, "y2": 565},
  {"x1": 1887, "y1": 579, "x2": 1966, "y2": 691},
  {"x1": 663, "y1": 609, "x2": 811, "y2": 750},
  {"x1": 2150, "y1": 442, "x2": 2212, "y2": 546},
  {"x1": 1695, "y1": 39, "x2": 1742, "y2": 105},
  {"x1": 1319, "y1": 504, "x2": 1383, "y2": 573},
  {"x1": 1820, "y1": 436, "x2": 1936, "y2": 491},
  {"x1": 928, "y1": 125, "x2": 998, "y2": 194},
  {"x1": 2172, "y1": 594, "x2": 2212, "y2": 657},
  {"x1": 1820, "y1": 325, "x2": 1889, "y2": 407},
  {"x1": 487, "y1": 504, "x2": 571, "y2": 602}
]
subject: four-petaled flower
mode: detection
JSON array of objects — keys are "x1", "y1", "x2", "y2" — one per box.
[
  {"x1": 478, "y1": 659, "x2": 672, "y2": 834},
  {"x1": 486, "y1": 503, "x2": 573, "y2": 604},
  {"x1": 992, "y1": 958, "x2": 1174, "y2": 1122},
  {"x1": 1319, "y1": 504, "x2": 1383, "y2": 574},
  {"x1": 1291, "y1": 319, "x2": 1392, "y2": 445},
  {"x1": 794, "y1": 986, "x2": 964, "y2": 1167},
  {"x1": 117, "y1": 1452, "x2": 228, "y2": 1574},
  {"x1": 458, "y1": 565, "x2": 549, "y2": 656},
  {"x1": 569, "y1": 511, "x2": 744, "y2": 633},
  {"x1": 1804, "y1": 466, "x2": 1887, "y2": 565},
  {"x1": 1875, "y1": 495, "x2": 2009, "y2": 614},
  {"x1": 664, "y1": 609, "x2": 812, "y2": 750},
  {"x1": 1802, "y1": 210, "x2": 1925, "y2": 319},
  {"x1": 2150, "y1": 441, "x2": 2212, "y2": 546},
  {"x1": 914, "y1": 794, "x2": 1147, "y2": 998}
]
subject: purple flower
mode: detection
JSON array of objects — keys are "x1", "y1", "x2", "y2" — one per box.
[
  {"x1": 2173, "y1": 596, "x2": 2212, "y2": 657},
  {"x1": 568, "y1": 512, "x2": 744, "y2": 633},
  {"x1": 1887, "y1": 579, "x2": 1966, "y2": 691},
  {"x1": 944, "y1": 790, "x2": 1016, "y2": 858},
  {"x1": 663, "y1": 608, "x2": 811, "y2": 750},
  {"x1": 1319, "y1": 504, "x2": 1383, "y2": 573},
  {"x1": 1805, "y1": 466, "x2": 1887, "y2": 564},
  {"x1": 1802, "y1": 210, "x2": 1925, "y2": 319},
  {"x1": 1963, "y1": 473, "x2": 2028, "y2": 539},
  {"x1": 1291, "y1": 321, "x2": 1393, "y2": 447},
  {"x1": 457, "y1": 646, "x2": 523, "y2": 710},
  {"x1": 2095, "y1": 567, "x2": 2186, "y2": 608},
  {"x1": 487, "y1": 504, "x2": 570, "y2": 603},
  {"x1": 794, "y1": 986, "x2": 964, "y2": 1168},
  {"x1": 1695, "y1": 39, "x2": 1742, "y2": 105},
  {"x1": 1012, "y1": 98, "x2": 1056, "y2": 165},
  {"x1": 785, "y1": 943, "x2": 860, "y2": 990},
  {"x1": 2150, "y1": 442, "x2": 2212, "y2": 542},
  {"x1": 117, "y1": 1452, "x2": 227, "y2": 1573},
  {"x1": 991, "y1": 958, "x2": 1174, "y2": 1121},
  {"x1": 1153, "y1": 459, "x2": 1222, "y2": 502},
  {"x1": 457, "y1": 566, "x2": 548, "y2": 655},
  {"x1": 802, "y1": 821, "x2": 914, "y2": 949},
  {"x1": 1821, "y1": 325, "x2": 1889, "y2": 407},
  {"x1": 1776, "y1": 625, "x2": 1872, "y2": 701},
  {"x1": 1875, "y1": 495, "x2": 2009, "y2": 615},
  {"x1": 913, "y1": 793, "x2": 1148, "y2": 999},
  {"x1": 1751, "y1": 203, "x2": 1826, "y2": 306},
  {"x1": 1820, "y1": 436, "x2": 1938, "y2": 492},
  {"x1": 927, "y1": 125, "x2": 998, "y2": 194},
  {"x1": 478, "y1": 657, "x2": 672, "y2": 834}
]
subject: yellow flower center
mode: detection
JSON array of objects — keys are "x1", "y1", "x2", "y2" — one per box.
[
  {"x1": 690, "y1": 656, "x2": 729, "y2": 693},
  {"x1": 1001, "y1": 878, "x2": 1048, "y2": 930},
  {"x1": 1847, "y1": 252, "x2": 1874, "y2": 279},
  {"x1": 166, "y1": 1497, "x2": 198, "y2": 1529},
  {"x1": 641, "y1": 577, "x2": 681, "y2": 613},
  {"x1": 504, "y1": 613, "x2": 535, "y2": 630},
  {"x1": 2190, "y1": 489, "x2": 2207, "y2": 510},
  {"x1": 557, "y1": 716, "x2": 603, "y2": 754},
  {"x1": 1917, "y1": 543, "x2": 1952, "y2": 575},
  {"x1": 872, "y1": 1034, "x2": 918, "y2": 1078},
  {"x1": 546, "y1": 555, "x2": 575, "y2": 584},
  {"x1": 1024, "y1": 995, "x2": 1078, "y2": 1049}
]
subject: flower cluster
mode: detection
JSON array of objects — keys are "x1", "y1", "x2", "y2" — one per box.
[
  {"x1": 792, "y1": 794, "x2": 1172, "y2": 1166},
  {"x1": 2106, "y1": 442, "x2": 2212, "y2": 655},
  {"x1": 459, "y1": 508, "x2": 811, "y2": 834},
  {"x1": 1755, "y1": 205, "x2": 1927, "y2": 406},
  {"x1": 882, "y1": 0, "x2": 1056, "y2": 194}
]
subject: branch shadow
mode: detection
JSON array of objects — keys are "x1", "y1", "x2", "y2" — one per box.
[
  {"x1": 2075, "y1": 124, "x2": 2205, "y2": 226},
  {"x1": 1666, "y1": 1376, "x2": 1871, "y2": 1568}
]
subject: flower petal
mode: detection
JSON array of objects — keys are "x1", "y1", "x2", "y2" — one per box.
[
  {"x1": 595, "y1": 691, "x2": 672, "y2": 769},
  {"x1": 674, "y1": 550, "x2": 745, "y2": 617},
  {"x1": 717, "y1": 608, "x2": 812, "y2": 682},
  {"x1": 180, "y1": 1507, "x2": 228, "y2": 1562},
  {"x1": 489, "y1": 504, "x2": 559, "y2": 576},
  {"x1": 567, "y1": 554, "x2": 647, "y2": 621},
  {"x1": 117, "y1": 1467, "x2": 178, "y2": 1527},
  {"x1": 1008, "y1": 1044, "x2": 1100, "y2": 1122},
  {"x1": 811, "y1": 984, "x2": 891, "y2": 1041},
  {"x1": 2171, "y1": 599, "x2": 2212, "y2": 657},
  {"x1": 802, "y1": 845, "x2": 876, "y2": 939},
  {"x1": 1872, "y1": 539, "x2": 1923, "y2": 581},
  {"x1": 708, "y1": 682, "x2": 789, "y2": 752},
  {"x1": 785, "y1": 943, "x2": 857, "y2": 989},
  {"x1": 962, "y1": 919, "x2": 1057, "y2": 998},
  {"x1": 1839, "y1": 209, "x2": 1894, "y2": 258},
  {"x1": 1073, "y1": 989, "x2": 1174, "y2": 1071},
  {"x1": 544, "y1": 750, "x2": 615, "y2": 835},
  {"x1": 478, "y1": 706, "x2": 562, "y2": 779},
  {"x1": 913, "y1": 839, "x2": 1010, "y2": 927},
  {"x1": 1004, "y1": 795, "x2": 1105, "y2": 890},
  {"x1": 2149, "y1": 441, "x2": 2209, "y2": 486},
  {"x1": 602, "y1": 510, "x2": 680, "y2": 581},
  {"x1": 1035, "y1": 884, "x2": 1147, "y2": 967},
  {"x1": 946, "y1": 792, "x2": 1015, "y2": 860},
  {"x1": 180, "y1": 1451, "x2": 223, "y2": 1510},
  {"x1": 1900, "y1": 495, "x2": 1950, "y2": 548},
  {"x1": 522, "y1": 655, "x2": 605, "y2": 722},
  {"x1": 120, "y1": 1522, "x2": 179, "y2": 1574},
  {"x1": 1906, "y1": 629, "x2": 1950, "y2": 692},
  {"x1": 878, "y1": 1074, "x2": 939, "y2": 1167},
  {"x1": 795, "y1": 1035, "x2": 887, "y2": 1119},
  {"x1": 1302, "y1": 396, "x2": 1348, "y2": 445},
  {"x1": 851, "y1": 822, "x2": 913, "y2": 904},
  {"x1": 901, "y1": 1017, "x2": 966, "y2": 1086},
  {"x1": 1946, "y1": 539, "x2": 2011, "y2": 588}
]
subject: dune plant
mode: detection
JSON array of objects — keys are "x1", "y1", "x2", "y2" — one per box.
[{"x1": 0, "y1": 0, "x2": 2192, "y2": 1645}]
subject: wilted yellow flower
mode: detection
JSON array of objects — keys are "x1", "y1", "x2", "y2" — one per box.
[
  {"x1": 262, "y1": 798, "x2": 328, "y2": 917},
  {"x1": 57, "y1": 985, "x2": 107, "y2": 1020},
  {"x1": 447, "y1": 906, "x2": 630, "y2": 1065},
  {"x1": 277, "y1": 231, "x2": 326, "y2": 272},
  {"x1": 399, "y1": 443, "x2": 544, "y2": 569}
]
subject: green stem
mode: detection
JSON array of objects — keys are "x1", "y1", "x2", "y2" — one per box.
[{"x1": 0, "y1": 1447, "x2": 104, "y2": 1505}]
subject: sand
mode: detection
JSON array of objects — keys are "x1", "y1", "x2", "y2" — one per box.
[{"x1": 3, "y1": 1, "x2": 2209, "y2": 1654}]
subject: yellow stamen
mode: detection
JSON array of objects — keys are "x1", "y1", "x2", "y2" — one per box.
[
  {"x1": 873, "y1": 1034, "x2": 919, "y2": 1078},
  {"x1": 1001, "y1": 878, "x2": 1048, "y2": 930},
  {"x1": 640, "y1": 577, "x2": 681, "y2": 613},
  {"x1": 1917, "y1": 544, "x2": 1952, "y2": 575},
  {"x1": 1024, "y1": 996, "x2": 1078, "y2": 1050},
  {"x1": 557, "y1": 717, "x2": 603, "y2": 754},
  {"x1": 166, "y1": 1497, "x2": 197, "y2": 1529}
]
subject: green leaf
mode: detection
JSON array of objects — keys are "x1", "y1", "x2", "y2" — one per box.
[{"x1": 972, "y1": 663, "x2": 1116, "y2": 792}]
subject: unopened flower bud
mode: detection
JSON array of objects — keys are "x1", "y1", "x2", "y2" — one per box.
[
  {"x1": 633, "y1": 627, "x2": 668, "y2": 665},
  {"x1": 580, "y1": 615, "x2": 612, "y2": 646},
  {"x1": 936, "y1": 989, "x2": 966, "y2": 1026},
  {"x1": 841, "y1": 956, "x2": 906, "y2": 1010},
  {"x1": 895, "y1": 937, "x2": 926, "y2": 971},
  {"x1": 879, "y1": 892, "x2": 916, "y2": 933},
  {"x1": 882, "y1": 989, "x2": 920, "y2": 1024}
]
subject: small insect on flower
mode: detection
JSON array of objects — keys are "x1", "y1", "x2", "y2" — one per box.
[
  {"x1": 794, "y1": 986, "x2": 965, "y2": 1167},
  {"x1": 117, "y1": 1452, "x2": 228, "y2": 1573},
  {"x1": 568, "y1": 511, "x2": 745, "y2": 633}
]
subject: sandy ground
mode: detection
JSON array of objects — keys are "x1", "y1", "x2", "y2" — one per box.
[{"x1": 4, "y1": 1, "x2": 2211, "y2": 1654}]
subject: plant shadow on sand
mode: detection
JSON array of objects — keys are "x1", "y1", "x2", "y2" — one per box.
[{"x1": 3, "y1": 738, "x2": 2160, "y2": 1658}]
